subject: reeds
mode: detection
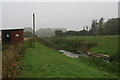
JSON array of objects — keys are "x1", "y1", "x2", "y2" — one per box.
[{"x1": 2, "y1": 44, "x2": 24, "y2": 78}]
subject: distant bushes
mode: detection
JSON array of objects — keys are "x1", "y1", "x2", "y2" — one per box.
[
  {"x1": 24, "y1": 32, "x2": 33, "y2": 38},
  {"x1": 24, "y1": 37, "x2": 59, "y2": 50},
  {"x1": 68, "y1": 40, "x2": 97, "y2": 52},
  {"x1": 36, "y1": 37, "x2": 59, "y2": 50},
  {"x1": 55, "y1": 18, "x2": 119, "y2": 36},
  {"x1": 49, "y1": 37, "x2": 97, "y2": 52},
  {"x1": 2, "y1": 44, "x2": 25, "y2": 78}
]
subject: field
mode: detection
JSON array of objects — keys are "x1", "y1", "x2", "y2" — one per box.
[
  {"x1": 18, "y1": 41, "x2": 117, "y2": 78},
  {"x1": 50, "y1": 35, "x2": 118, "y2": 55}
]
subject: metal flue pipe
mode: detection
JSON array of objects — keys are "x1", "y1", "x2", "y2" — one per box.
[{"x1": 32, "y1": 13, "x2": 35, "y2": 47}]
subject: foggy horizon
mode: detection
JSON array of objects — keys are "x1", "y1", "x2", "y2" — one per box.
[{"x1": 2, "y1": 2, "x2": 118, "y2": 31}]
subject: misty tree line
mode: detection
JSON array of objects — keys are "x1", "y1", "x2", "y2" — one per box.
[
  {"x1": 24, "y1": 17, "x2": 119, "y2": 38},
  {"x1": 55, "y1": 17, "x2": 119, "y2": 36}
]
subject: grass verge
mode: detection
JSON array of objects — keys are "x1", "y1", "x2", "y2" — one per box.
[{"x1": 18, "y1": 41, "x2": 117, "y2": 78}]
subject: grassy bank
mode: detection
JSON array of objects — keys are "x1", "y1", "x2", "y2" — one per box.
[
  {"x1": 19, "y1": 41, "x2": 117, "y2": 78},
  {"x1": 79, "y1": 57, "x2": 119, "y2": 76},
  {"x1": 48, "y1": 35, "x2": 118, "y2": 55},
  {"x1": 64, "y1": 35, "x2": 118, "y2": 55}
]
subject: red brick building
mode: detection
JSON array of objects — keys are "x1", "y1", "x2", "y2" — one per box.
[{"x1": 1, "y1": 28, "x2": 24, "y2": 43}]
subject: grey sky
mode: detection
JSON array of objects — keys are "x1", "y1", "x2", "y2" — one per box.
[
  {"x1": 0, "y1": 2, "x2": 2, "y2": 27},
  {"x1": 2, "y1": 2, "x2": 118, "y2": 31}
]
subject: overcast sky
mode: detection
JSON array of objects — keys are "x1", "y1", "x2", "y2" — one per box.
[{"x1": 1, "y1": 2, "x2": 118, "y2": 31}]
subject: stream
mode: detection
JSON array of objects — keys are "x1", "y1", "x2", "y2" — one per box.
[
  {"x1": 59, "y1": 50, "x2": 80, "y2": 58},
  {"x1": 59, "y1": 50, "x2": 110, "y2": 62},
  {"x1": 59, "y1": 50, "x2": 91, "y2": 58}
]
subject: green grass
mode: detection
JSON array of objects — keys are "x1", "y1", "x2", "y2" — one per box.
[
  {"x1": 64, "y1": 35, "x2": 118, "y2": 55},
  {"x1": 19, "y1": 42, "x2": 117, "y2": 78}
]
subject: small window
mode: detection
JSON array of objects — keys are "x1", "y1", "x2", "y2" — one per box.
[
  {"x1": 6, "y1": 34, "x2": 10, "y2": 37},
  {"x1": 16, "y1": 33, "x2": 20, "y2": 37}
]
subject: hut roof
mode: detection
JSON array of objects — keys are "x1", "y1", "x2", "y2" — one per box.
[{"x1": 0, "y1": 27, "x2": 24, "y2": 31}]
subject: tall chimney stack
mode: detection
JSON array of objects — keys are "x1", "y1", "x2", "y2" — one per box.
[
  {"x1": 32, "y1": 13, "x2": 35, "y2": 47},
  {"x1": 33, "y1": 13, "x2": 35, "y2": 37}
]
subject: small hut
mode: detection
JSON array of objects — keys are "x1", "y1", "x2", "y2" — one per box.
[{"x1": 0, "y1": 27, "x2": 24, "y2": 43}]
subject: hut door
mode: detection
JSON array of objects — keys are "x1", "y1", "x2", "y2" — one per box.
[{"x1": 4, "y1": 32, "x2": 11, "y2": 42}]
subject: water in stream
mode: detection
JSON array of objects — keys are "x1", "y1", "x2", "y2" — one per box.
[
  {"x1": 59, "y1": 50, "x2": 89, "y2": 58},
  {"x1": 59, "y1": 50, "x2": 110, "y2": 62}
]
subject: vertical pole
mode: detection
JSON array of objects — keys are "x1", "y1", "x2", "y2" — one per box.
[
  {"x1": 86, "y1": 26, "x2": 88, "y2": 36},
  {"x1": 96, "y1": 30, "x2": 97, "y2": 37},
  {"x1": 95, "y1": 21, "x2": 97, "y2": 37},
  {"x1": 33, "y1": 13, "x2": 35, "y2": 47},
  {"x1": 96, "y1": 26, "x2": 97, "y2": 37}
]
